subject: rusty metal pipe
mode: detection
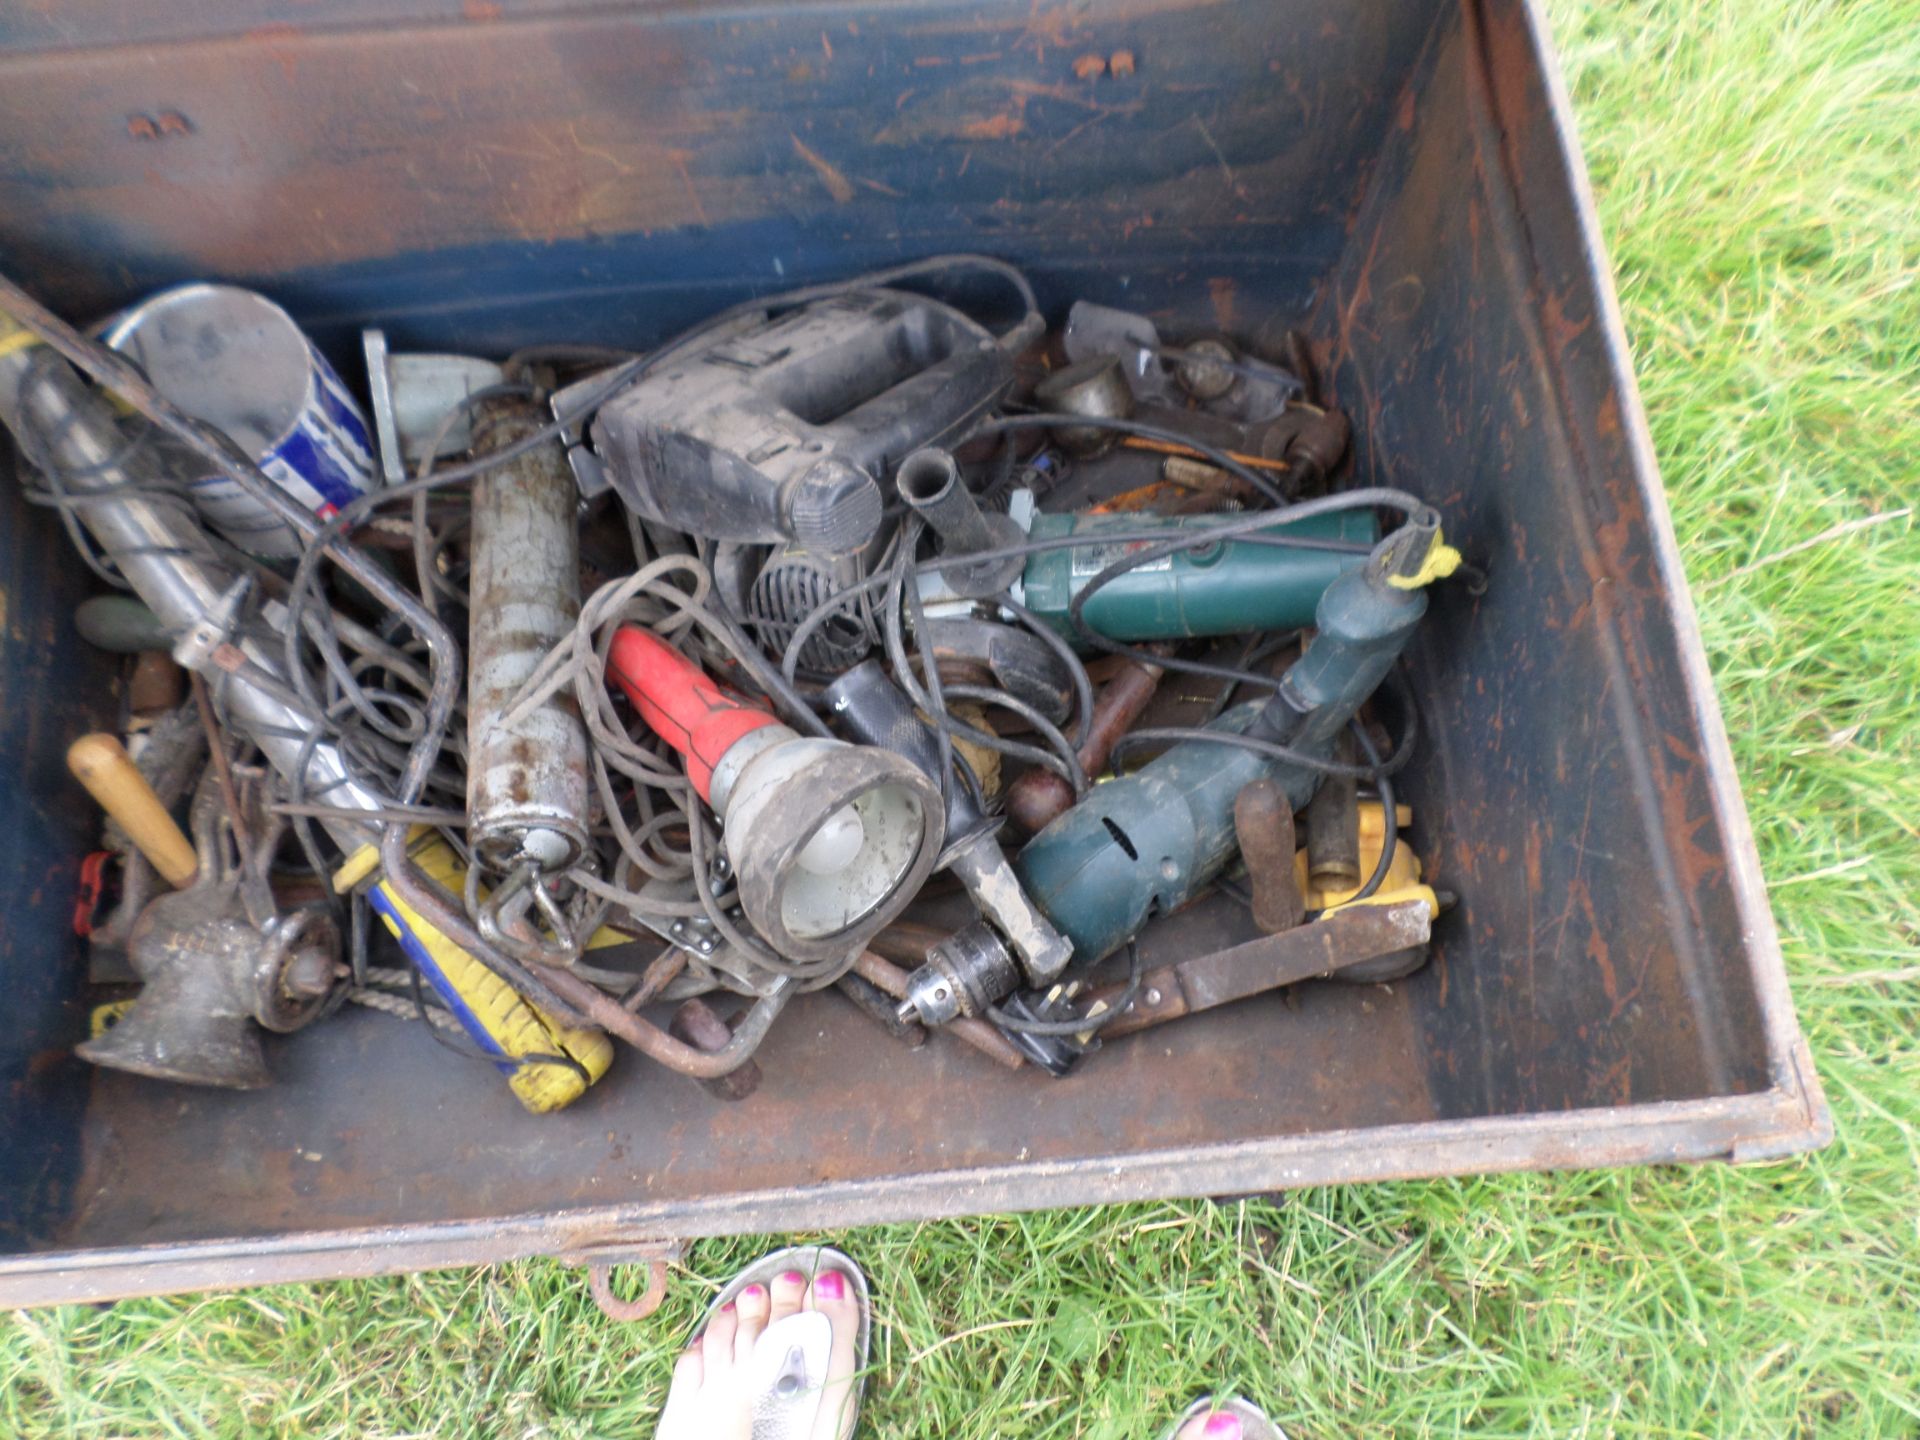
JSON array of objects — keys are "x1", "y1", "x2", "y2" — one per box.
[
  {"x1": 850, "y1": 951, "x2": 1026, "y2": 1071},
  {"x1": 538, "y1": 965, "x2": 792, "y2": 1079},
  {"x1": 1006, "y1": 650, "x2": 1168, "y2": 836}
]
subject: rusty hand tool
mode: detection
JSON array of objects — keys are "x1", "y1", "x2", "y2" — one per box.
[
  {"x1": 1004, "y1": 646, "x2": 1170, "y2": 837},
  {"x1": 1004, "y1": 899, "x2": 1433, "y2": 1074},
  {"x1": 1234, "y1": 777, "x2": 1305, "y2": 934}
]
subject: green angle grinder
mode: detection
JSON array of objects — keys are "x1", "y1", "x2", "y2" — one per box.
[{"x1": 901, "y1": 453, "x2": 1381, "y2": 645}]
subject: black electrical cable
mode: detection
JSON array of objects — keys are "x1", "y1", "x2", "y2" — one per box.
[
  {"x1": 1107, "y1": 669, "x2": 1421, "y2": 783},
  {"x1": 986, "y1": 939, "x2": 1145, "y2": 1036},
  {"x1": 878, "y1": 530, "x2": 1084, "y2": 796},
  {"x1": 993, "y1": 595, "x2": 1095, "y2": 754},
  {"x1": 942, "y1": 683, "x2": 1088, "y2": 800},
  {"x1": 271, "y1": 253, "x2": 1042, "y2": 816},
  {"x1": 1111, "y1": 728, "x2": 1374, "y2": 780},
  {"x1": 1346, "y1": 720, "x2": 1398, "y2": 903},
  {"x1": 901, "y1": 535, "x2": 958, "y2": 822}
]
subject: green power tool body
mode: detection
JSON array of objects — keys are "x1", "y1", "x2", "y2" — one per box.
[
  {"x1": 895, "y1": 509, "x2": 1457, "y2": 1033},
  {"x1": 1019, "y1": 507, "x2": 1380, "y2": 643},
  {"x1": 1015, "y1": 522, "x2": 1443, "y2": 964},
  {"x1": 915, "y1": 485, "x2": 1380, "y2": 646}
]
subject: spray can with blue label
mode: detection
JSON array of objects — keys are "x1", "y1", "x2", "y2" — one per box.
[{"x1": 104, "y1": 283, "x2": 378, "y2": 558}]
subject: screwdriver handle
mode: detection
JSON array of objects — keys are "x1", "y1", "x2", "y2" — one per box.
[{"x1": 346, "y1": 835, "x2": 613, "y2": 1113}]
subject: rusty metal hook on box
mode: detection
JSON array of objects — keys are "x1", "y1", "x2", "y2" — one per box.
[
  {"x1": 587, "y1": 1258, "x2": 674, "y2": 1322},
  {"x1": 560, "y1": 1234, "x2": 686, "y2": 1323}
]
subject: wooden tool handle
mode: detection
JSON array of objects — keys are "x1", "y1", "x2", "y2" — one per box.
[{"x1": 66, "y1": 732, "x2": 198, "y2": 888}]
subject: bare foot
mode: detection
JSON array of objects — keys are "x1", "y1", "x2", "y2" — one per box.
[
  {"x1": 655, "y1": 1266, "x2": 862, "y2": 1440},
  {"x1": 1176, "y1": 1410, "x2": 1245, "y2": 1440}
]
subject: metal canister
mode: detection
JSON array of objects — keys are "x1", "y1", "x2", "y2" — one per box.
[
  {"x1": 465, "y1": 394, "x2": 591, "y2": 874},
  {"x1": 104, "y1": 284, "x2": 378, "y2": 558}
]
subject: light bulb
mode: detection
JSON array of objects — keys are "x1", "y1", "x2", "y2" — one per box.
[{"x1": 795, "y1": 805, "x2": 866, "y2": 875}]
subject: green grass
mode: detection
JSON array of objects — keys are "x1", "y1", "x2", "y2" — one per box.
[{"x1": 6, "y1": 0, "x2": 1919, "y2": 1434}]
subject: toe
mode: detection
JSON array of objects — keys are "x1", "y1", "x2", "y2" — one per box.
[
  {"x1": 653, "y1": 1338, "x2": 708, "y2": 1440},
  {"x1": 671, "y1": 1341, "x2": 704, "y2": 1392},
  {"x1": 769, "y1": 1267, "x2": 809, "y2": 1323},
  {"x1": 732, "y1": 1283, "x2": 771, "y2": 1365},
  {"x1": 662, "y1": 1340, "x2": 704, "y2": 1405},
  {"x1": 805, "y1": 1268, "x2": 863, "y2": 1440},
  {"x1": 701, "y1": 1300, "x2": 739, "y2": 1375}
]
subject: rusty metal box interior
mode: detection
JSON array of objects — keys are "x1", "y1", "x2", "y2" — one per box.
[{"x1": 0, "y1": 0, "x2": 1826, "y2": 1304}]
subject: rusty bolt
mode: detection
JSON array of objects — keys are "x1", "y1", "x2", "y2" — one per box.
[
  {"x1": 1110, "y1": 50, "x2": 1136, "y2": 78},
  {"x1": 1073, "y1": 53, "x2": 1107, "y2": 80},
  {"x1": 283, "y1": 945, "x2": 338, "y2": 998}
]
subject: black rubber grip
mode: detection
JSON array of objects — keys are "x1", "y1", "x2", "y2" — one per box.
[{"x1": 822, "y1": 660, "x2": 984, "y2": 831}]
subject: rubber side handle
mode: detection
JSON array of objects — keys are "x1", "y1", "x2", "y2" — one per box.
[{"x1": 607, "y1": 627, "x2": 779, "y2": 800}]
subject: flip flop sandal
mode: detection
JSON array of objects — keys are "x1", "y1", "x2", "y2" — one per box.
[
  {"x1": 694, "y1": 1245, "x2": 872, "y2": 1440},
  {"x1": 1160, "y1": 1394, "x2": 1288, "y2": 1440}
]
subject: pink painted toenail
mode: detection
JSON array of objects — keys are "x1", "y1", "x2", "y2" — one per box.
[
  {"x1": 814, "y1": 1270, "x2": 846, "y2": 1300},
  {"x1": 720, "y1": 1301, "x2": 735, "y2": 1314},
  {"x1": 1204, "y1": 1415, "x2": 1242, "y2": 1439},
  {"x1": 688, "y1": 1331, "x2": 703, "y2": 1349},
  {"x1": 780, "y1": 1270, "x2": 807, "y2": 1286},
  {"x1": 741, "y1": 1284, "x2": 766, "y2": 1301}
]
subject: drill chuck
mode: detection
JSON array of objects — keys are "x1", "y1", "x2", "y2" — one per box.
[{"x1": 897, "y1": 920, "x2": 1022, "y2": 1027}]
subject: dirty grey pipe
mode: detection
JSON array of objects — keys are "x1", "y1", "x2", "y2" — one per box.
[
  {"x1": 0, "y1": 342, "x2": 384, "y2": 839},
  {"x1": 0, "y1": 280, "x2": 461, "y2": 811},
  {"x1": 465, "y1": 396, "x2": 591, "y2": 873},
  {"x1": 0, "y1": 333, "x2": 593, "y2": 1030},
  {"x1": 897, "y1": 447, "x2": 998, "y2": 558}
]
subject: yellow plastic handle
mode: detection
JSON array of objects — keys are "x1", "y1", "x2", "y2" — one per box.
[
  {"x1": 67, "y1": 733, "x2": 198, "y2": 888},
  {"x1": 344, "y1": 837, "x2": 613, "y2": 1113}
]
